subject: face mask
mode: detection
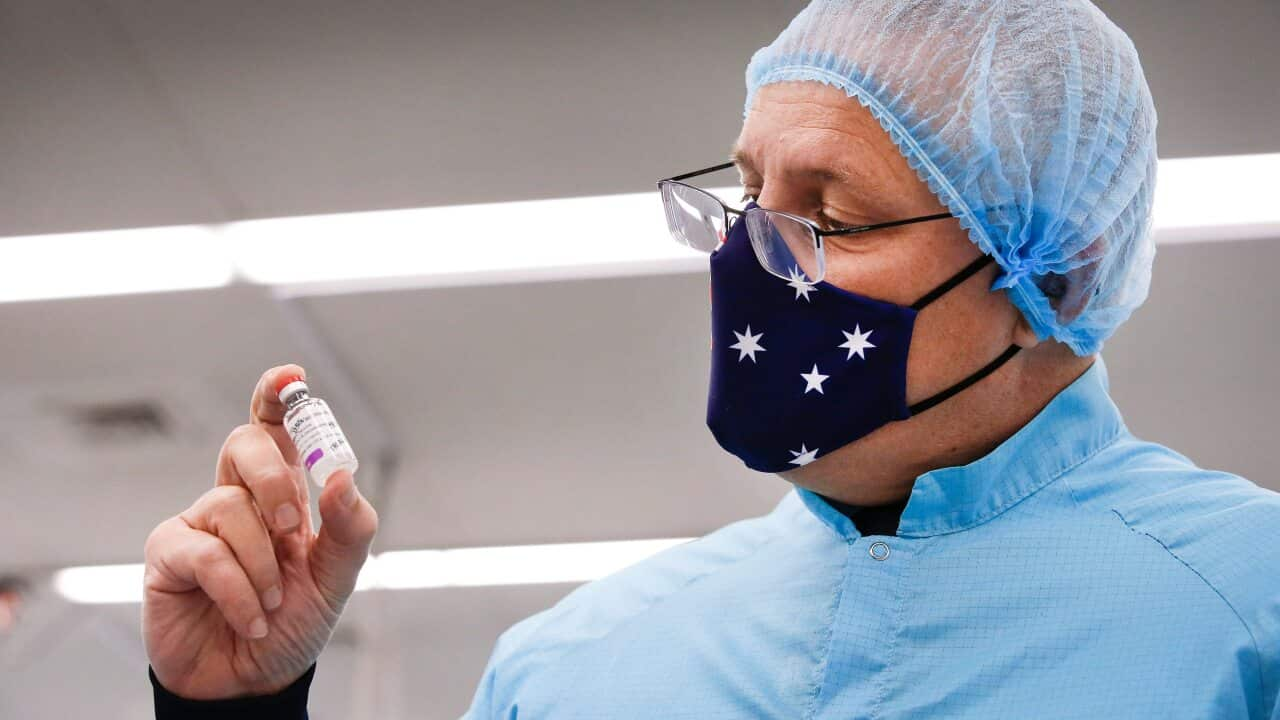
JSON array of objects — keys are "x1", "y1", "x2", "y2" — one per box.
[{"x1": 707, "y1": 203, "x2": 1021, "y2": 473}]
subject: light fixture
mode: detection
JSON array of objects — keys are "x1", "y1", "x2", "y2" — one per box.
[
  {"x1": 0, "y1": 226, "x2": 234, "y2": 303},
  {"x1": 52, "y1": 563, "x2": 147, "y2": 604},
  {"x1": 1151, "y1": 152, "x2": 1280, "y2": 244},
  {"x1": 223, "y1": 192, "x2": 706, "y2": 295},
  {"x1": 369, "y1": 538, "x2": 693, "y2": 590},
  {"x1": 51, "y1": 537, "x2": 695, "y2": 604}
]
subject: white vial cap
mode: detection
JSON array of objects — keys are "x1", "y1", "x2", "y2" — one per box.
[{"x1": 275, "y1": 376, "x2": 310, "y2": 403}]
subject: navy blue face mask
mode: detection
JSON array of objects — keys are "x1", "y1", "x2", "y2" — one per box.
[{"x1": 707, "y1": 203, "x2": 1021, "y2": 473}]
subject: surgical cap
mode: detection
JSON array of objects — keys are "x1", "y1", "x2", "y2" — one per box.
[{"x1": 744, "y1": 0, "x2": 1158, "y2": 355}]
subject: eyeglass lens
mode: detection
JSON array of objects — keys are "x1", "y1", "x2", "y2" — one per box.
[
  {"x1": 659, "y1": 180, "x2": 824, "y2": 284},
  {"x1": 744, "y1": 209, "x2": 824, "y2": 283},
  {"x1": 660, "y1": 182, "x2": 728, "y2": 253}
]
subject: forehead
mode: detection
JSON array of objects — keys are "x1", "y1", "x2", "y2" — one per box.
[
  {"x1": 735, "y1": 83, "x2": 895, "y2": 162},
  {"x1": 730, "y1": 81, "x2": 933, "y2": 208}
]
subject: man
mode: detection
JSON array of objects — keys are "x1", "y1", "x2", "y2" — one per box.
[{"x1": 144, "y1": 1, "x2": 1280, "y2": 717}]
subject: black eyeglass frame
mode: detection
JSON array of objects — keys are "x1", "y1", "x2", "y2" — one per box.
[{"x1": 657, "y1": 161, "x2": 959, "y2": 284}]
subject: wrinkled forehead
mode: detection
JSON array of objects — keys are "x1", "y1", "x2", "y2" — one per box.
[
  {"x1": 734, "y1": 81, "x2": 896, "y2": 162},
  {"x1": 731, "y1": 81, "x2": 939, "y2": 212}
]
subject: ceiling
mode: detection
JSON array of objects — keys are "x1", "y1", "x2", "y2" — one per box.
[
  {"x1": 0, "y1": 1, "x2": 1277, "y2": 718},
  {"x1": 1, "y1": 0, "x2": 1278, "y2": 237}
]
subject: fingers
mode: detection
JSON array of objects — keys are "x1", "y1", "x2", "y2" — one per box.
[
  {"x1": 217, "y1": 424, "x2": 305, "y2": 535},
  {"x1": 250, "y1": 364, "x2": 307, "y2": 468},
  {"x1": 180, "y1": 485, "x2": 284, "y2": 611},
  {"x1": 251, "y1": 364, "x2": 306, "y2": 426},
  {"x1": 309, "y1": 470, "x2": 379, "y2": 611},
  {"x1": 145, "y1": 511, "x2": 274, "y2": 641}
]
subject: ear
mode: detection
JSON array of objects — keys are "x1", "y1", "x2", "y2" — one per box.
[{"x1": 1012, "y1": 309, "x2": 1041, "y2": 349}]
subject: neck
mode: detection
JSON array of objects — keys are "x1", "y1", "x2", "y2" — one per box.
[{"x1": 783, "y1": 345, "x2": 1096, "y2": 507}]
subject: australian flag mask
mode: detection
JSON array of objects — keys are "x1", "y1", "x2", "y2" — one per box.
[{"x1": 707, "y1": 202, "x2": 1021, "y2": 473}]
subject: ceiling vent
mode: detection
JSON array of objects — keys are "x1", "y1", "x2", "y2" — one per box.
[
  {"x1": 0, "y1": 375, "x2": 245, "y2": 479},
  {"x1": 68, "y1": 400, "x2": 173, "y2": 445}
]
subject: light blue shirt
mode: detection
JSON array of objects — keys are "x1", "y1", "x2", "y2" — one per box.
[{"x1": 464, "y1": 359, "x2": 1280, "y2": 719}]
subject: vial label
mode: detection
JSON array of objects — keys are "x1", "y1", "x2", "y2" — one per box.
[
  {"x1": 284, "y1": 397, "x2": 357, "y2": 486},
  {"x1": 304, "y1": 447, "x2": 324, "y2": 471}
]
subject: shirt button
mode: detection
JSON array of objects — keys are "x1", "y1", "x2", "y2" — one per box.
[{"x1": 868, "y1": 541, "x2": 890, "y2": 561}]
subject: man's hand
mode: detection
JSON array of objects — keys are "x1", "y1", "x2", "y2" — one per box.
[{"x1": 142, "y1": 364, "x2": 379, "y2": 699}]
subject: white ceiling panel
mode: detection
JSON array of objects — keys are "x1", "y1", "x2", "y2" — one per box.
[
  {"x1": 0, "y1": 0, "x2": 231, "y2": 235},
  {"x1": 2, "y1": 0, "x2": 1277, "y2": 236}
]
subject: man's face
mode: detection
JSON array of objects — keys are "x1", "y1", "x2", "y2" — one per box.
[{"x1": 730, "y1": 81, "x2": 1031, "y2": 480}]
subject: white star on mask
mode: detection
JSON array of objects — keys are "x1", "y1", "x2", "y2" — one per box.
[
  {"x1": 729, "y1": 325, "x2": 766, "y2": 363},
  {"x1": 839, "y1": 325, "x2": 876, "y2": 360},
  {"x1": 800, "y1": 364, "x2": 830, "y2": 394},
  {"x1": 789, "y1": 444, "x2": 819, "y2": 466},
  {"x1": 786, "y1": 265, "x2": 817, "y2": 302}
]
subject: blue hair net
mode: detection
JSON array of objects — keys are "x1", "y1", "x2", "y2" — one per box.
[{"x1": 744, "y1": 0, "x2": 1159, "y2": 355}]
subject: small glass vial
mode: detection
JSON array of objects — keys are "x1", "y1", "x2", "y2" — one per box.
[{"x1": 275, "y1": 375, "x2": 359, "y2": 488}]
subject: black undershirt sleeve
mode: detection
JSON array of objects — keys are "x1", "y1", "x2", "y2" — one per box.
[{"x1": 150, "y1": 663, "x2": 315, "y2": 719}]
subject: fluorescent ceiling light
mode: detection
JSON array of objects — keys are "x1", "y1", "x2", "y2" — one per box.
[
  {"x1": 1151, "y1": 152, "x2": 1280, "y2": 244},
  {"x1": 53, "y1": 563, "x2": 146, "y2": 604},
  {"x1": 52, "y1": 537, "x2": 694, "y2": 604},
  {"x1": 0, "y1": 226, "x2": 233, "y2": 303},
  {"x1": 224, "y1": 192, "x2": 706, "y2": 293},
  {"x1": 3, "y1": 153, "x2": 1277, "y2": 303},
  {"x1": 370, "y1": 538, "x2": 693, "y2": 590}
]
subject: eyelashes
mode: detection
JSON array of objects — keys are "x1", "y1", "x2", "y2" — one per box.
[{"x1": 742, "y1": 192, "x2": 854, "y2": 232}]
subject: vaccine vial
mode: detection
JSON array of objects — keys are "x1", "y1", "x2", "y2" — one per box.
[{"x1": 275, "y1": 375, "x2": 359, "y2": 488}]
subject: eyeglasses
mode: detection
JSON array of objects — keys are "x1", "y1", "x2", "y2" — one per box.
[{"x1": 657, "y1": 161, "x2": 956, "y2": 285}]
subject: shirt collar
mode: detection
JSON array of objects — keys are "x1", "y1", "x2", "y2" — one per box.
[{"x1": 797, "y1": 356, "x2": 1125, "y2": 539}]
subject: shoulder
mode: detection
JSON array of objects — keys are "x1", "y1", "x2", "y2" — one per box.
[
  {"x1": 1076, "y1": 433, "x2": 1280, "y2": 692},
  {"x1": 464, "y1": 491, "x2": 813, "y2": 715},
  {"x1": 1066, "y1": 430, "x2": 1278, "y2": 550},
  {"x1": 1087, "y1": 435, "x2": 1280, "y2": 593}
]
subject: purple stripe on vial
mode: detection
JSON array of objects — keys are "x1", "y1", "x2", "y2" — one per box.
[{"x1": 304, "y1": 448, "x2": 324, "y2": 470}]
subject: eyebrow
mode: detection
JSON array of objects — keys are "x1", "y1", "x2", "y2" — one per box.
[{"x1": 728, "y1": 140, "x2": 860, "y2": 188}]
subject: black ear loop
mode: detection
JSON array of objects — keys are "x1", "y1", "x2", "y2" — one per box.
[{"x1": 905, "y1": 254, "x2": 1022, "y2": 416}]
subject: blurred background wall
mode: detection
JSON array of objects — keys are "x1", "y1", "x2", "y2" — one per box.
[{"x1": 0, "y1": 1, "x2": 1277, "y2": 717}]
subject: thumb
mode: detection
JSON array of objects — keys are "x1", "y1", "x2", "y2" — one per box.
[{"x1": 310, "y1": 469, "x2": 379, "y2": 612}]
